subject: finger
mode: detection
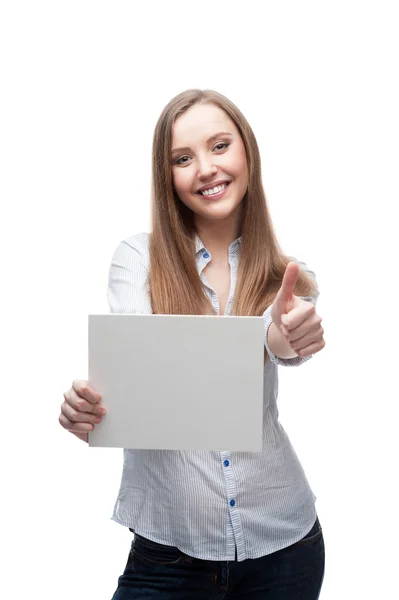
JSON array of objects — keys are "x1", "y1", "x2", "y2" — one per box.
[
  {"x1": 289, "y1": 330, "x2": 320, "y2": 351},
  {"x1": 277, "y1": 262, "x2": 300, "y2": 304},
  {"x1": 61, "y1": 401, "x2": 103, "y2": 426},
  {"x1": 65, "y1": 389, "x2": 106, "y2": 416},
  {"x1": 72, "y1": 380, "x2": 102, "y2": 404},
  {"x1": 59, "y1": 413, "x2": 95, "y2": 433},
  {"x1": 282, "y1": 301, "x2": 315, "y2": 330},
  {"x1": 297, "y1": 339, "x2": 326, "y2": 357},
  {"x1": 282, "y1": 320, "x2": 323, "y2": 343}
]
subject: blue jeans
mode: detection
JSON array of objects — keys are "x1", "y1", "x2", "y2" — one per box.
[{"x1": 111, "y1": 517, "x2": 325, "y2": 599}]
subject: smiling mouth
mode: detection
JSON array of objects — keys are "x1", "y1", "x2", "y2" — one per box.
[{"x1": 196, "y1": 182, "x2": 231, "y2": 197}]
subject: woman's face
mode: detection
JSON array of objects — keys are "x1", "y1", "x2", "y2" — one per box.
[{"x1": 170, "y1": 102, "x2": 248, "y2": 226}]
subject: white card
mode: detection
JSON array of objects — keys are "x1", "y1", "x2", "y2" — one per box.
[{"x1": 88, "y1": 314, "x2": 264, "y2": 451}]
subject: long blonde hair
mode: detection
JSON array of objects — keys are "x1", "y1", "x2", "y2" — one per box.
[{"x1": 149, "y1": 89, "x2": 316, "y2": 347}]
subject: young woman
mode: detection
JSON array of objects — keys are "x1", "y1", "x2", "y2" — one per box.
[{"x1": 60, "y1": 89, "x2": 326, "y2": 599}]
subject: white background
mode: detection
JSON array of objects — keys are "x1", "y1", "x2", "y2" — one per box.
[{"x1": 1, "y1": 1, "x2": 398, "y2": 598}]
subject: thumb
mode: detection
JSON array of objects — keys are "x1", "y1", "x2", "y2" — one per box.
[{"x1": 276, "y1": 262, "x2": 300, "y2": 304}]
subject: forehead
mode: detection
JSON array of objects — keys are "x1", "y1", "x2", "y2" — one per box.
[{"x1": 172, "y1": 103, "x2": 238, "y2": 145}]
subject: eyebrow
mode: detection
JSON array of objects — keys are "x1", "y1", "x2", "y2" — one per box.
[{"x1": 171, "y1": 131, "x2": 233, "y2": 155}]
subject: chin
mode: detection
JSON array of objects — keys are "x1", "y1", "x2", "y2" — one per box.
[{"x1": 201, "y1": 201, "x2": 242, "y2": 219}]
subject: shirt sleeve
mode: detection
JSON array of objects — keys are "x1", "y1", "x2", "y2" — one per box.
[
  {"x1": 263, "y1": 259, "x2": 320, "y2": 367},
  {"x1": 107, "y1": 234, "x2": 153, "y2": 314}
]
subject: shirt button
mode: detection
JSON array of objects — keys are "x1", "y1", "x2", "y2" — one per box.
[
  {"x1": 203, "y1": 252, "x2": 210, "y2": 259},
  {"x1": 230, "y1": 499, "x2": 236, "y2": 507},
  {"x1": 224, "y1": 460, "x2": 230, "y2": 467}
]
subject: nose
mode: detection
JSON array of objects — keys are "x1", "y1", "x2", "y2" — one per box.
[{"x1": 197, "y1": 155, "x2": 217, "y2": 180}]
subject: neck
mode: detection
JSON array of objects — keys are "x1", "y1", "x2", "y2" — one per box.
[{"x1": 194, "y1": 208, "x2": 242, "y2": 262}]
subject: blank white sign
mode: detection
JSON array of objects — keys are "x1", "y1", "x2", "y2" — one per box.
[{"x1": 88, "y1": 314, "x2": 265, "y2": 451}]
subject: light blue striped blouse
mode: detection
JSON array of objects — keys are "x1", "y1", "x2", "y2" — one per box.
[{"x1": 107, "y1": 232, "x2": 320, "y2": 562}]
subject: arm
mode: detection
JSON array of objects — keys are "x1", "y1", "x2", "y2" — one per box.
[{"x1": 107, "y1": 233, "x2": 152, "y2": 314}]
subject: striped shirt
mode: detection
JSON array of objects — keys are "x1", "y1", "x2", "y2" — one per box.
[{"x1": 108, "y1": 232, "x2": 320, "y2": 562}]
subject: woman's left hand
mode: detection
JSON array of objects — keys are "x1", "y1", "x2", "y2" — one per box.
[{"x1": 271, "y1": 262, "x2": 326, "y2": 358}]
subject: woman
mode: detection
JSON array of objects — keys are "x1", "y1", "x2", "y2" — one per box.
[{"x1": 60, "y1": 89, "x2": 326, "y2": 599}]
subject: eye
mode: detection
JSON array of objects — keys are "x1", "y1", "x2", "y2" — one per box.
[
  {"x1": 214, "y1": 142, "x2": 230, "y2": 151},
  {"x1": 173, "y1": 142, "x2": 230, "y2": 166},
  {"x1": 174, "y1": 155, "x2": 191, "y2": 166}
]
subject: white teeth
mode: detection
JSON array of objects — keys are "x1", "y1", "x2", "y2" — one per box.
[{"x1": 200, "y1": 183, "x2": 228, "y2": 196}]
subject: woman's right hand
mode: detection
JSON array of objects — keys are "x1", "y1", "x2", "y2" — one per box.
[{"x1": 59, "y1": 380, "x2": 106, "y2": 443}]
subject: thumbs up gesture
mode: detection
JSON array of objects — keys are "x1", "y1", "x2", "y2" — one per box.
[{"x1": 271, "y1": 262, "x2": 325, "y2": 358}]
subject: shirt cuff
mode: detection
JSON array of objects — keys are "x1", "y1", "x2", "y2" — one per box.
[{"x1": 263, "y1": 304, "x2": 314, "y2": 367}]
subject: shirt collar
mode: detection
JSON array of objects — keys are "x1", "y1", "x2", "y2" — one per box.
[{"x1": 195, "y1": 234, "x2": 242, "y2": 255}]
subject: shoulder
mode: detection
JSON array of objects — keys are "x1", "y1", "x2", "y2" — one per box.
[
  {"x1": 112, "y1": 232, "x2": 150, "y2": 268},
  {"x1": 287, "y1": 255, "x2": 319, "y2": 303},
  {"x1": 123, "y1": 231, "x2": 150, "y2": 253},
  {"x1": 287, "y1": 256, "x2": 316, "y2": 278}
]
